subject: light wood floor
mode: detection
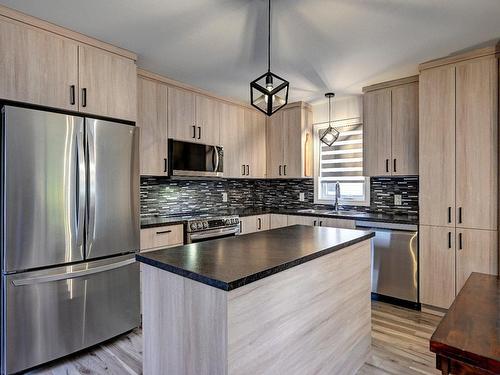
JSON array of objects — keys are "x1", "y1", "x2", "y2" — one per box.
[{"x1": 27, "y1": 301, "x2": 441, "y2": 375}]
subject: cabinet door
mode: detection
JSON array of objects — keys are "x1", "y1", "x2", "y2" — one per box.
[
  {"x1": 245, "y1": 110, "x2": 267, "y2": 178},
  {"x1": 391, "y1": 82, "x2": 419, "y2": 175},
  {"x1": 363, "y1": 89, "x2": 392, "y2": 176},
  {"x1": 196, "y1": 95, "x2": 220, "y2": 145},
  {"x1": 456, "y1": 58, "x2": 498, "y2": 231},
  {"x1": 270, "y1": 214, "x2": 288, "y2": 229},
  {"x1": 283, "y1": 107, "x2": 303, "y2": 178},
  {"x1": 255, "y1": 215, "x2": 270, "y2": 232},
  {"x1": 456, "y1": 229, "x2": 498, "y2": 293},
  {"x1": 267, "y1": 111, "x2": 284, "y2": 178},
  {"x1": 220, "y1": 103, "x2": 245, "y2": 178},
  {"x1": 319, "y1": 218, "x2": 356, "y2": 229},
  {"x1": 239, "y1": 216, "x2": 257, "y2": 235},
  {"x1": 0, "y1": 17, "x2": 78, "y2": 110},
  {"x1": 167, "y1": 86, "x2": 196, "y2": 142},
  {"x1": 138, "y1": 78, "x2": 168, "y2": 175},
  {"x1": 419, "y1": 66, "x2": 456, "y2": 227},
  {"x1": 287, "y1": 215, "x2": 317, "y2": 226},
  {"x1": 78, "y1": 45, "x2": 137, "y2": 121},
  {"x1": 419, "y1": 225, "x2": 456, "y2": 309}
]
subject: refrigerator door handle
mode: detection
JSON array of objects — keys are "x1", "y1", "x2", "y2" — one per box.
[
  {"x1": 87, "y1": 126, "x2": 96, "y2": 244},
  {"x1": 11, "y1": 258, "x2": 136, "y2": 286},
  {"x1": 76, "y1": 128, "x2": 86, "y2": 247}
]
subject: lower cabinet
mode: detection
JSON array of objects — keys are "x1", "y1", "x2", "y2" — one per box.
[
  {"x1": 270, "y1": 214, "x2": 288, "y2": 229},
  {"x1": 239, "y1": 215, "x2": 270, "y2": 235},
  {"x1": 287, "y1": 215, "x2": 317, "y2": 226},
  {"x1": 140, "y1": 224, "x2": 184, "y2": 252},
  {"x1": 420, "y1": 225, "x2": 498, "y2": 309},
  {"x1": 287, "y1": 215, "x2": 355, "y2": 229}
]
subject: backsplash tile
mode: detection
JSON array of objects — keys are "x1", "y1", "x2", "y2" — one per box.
[{"x1": 140, "y1": 176, "x2": 418, "y2": 218}]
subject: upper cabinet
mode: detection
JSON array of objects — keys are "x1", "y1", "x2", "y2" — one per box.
[
  {"x1": 78, "y1": 45, "x2": 137, "y2": 121},
  {"x1": 266, "y1": 102, "x2": 313, "y2": 179},
  {"x1": 362, "y1": 76, "x2": 419, "y2": 176},
  {"x1": 168, "y1": 86, "x2": 220, "y2": 145},
  {"x1": 138, "y1": 76, "x2": 168, "y2": 176},
  {"x1": 419, "y1": 55, "x2": 498, "y2": 231},
  {"x1": 0, "y1": 16, "x2": 79, "y2": 111},
  {"x1": 0, "y1": 13, "x2": 137, "y2": 121}
]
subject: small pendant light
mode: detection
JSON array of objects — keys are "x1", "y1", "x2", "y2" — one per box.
[
  {"x1": 320, "y1": 92, "x2": 340, "y2": 146},
  {"x1": 250, "y1": 0, "x2": 289, "y2": 116}
]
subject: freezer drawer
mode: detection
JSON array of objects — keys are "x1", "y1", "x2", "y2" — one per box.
[
  {"x1": 2, "y1": 106, "x2": 85, "y2": 272},
  {"x1": 1, "y1": 254, "x2": 140, "y2": 375},
  {"x1": 86, "y1": 118, "x2": 140, "y2": 259}
]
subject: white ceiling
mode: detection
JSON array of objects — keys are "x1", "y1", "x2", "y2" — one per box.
[{"x1": 2, "y1": 0, "x2": 500, "y2": 103}]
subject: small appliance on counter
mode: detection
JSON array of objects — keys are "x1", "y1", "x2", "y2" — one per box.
[
  {"x1": 168, "y1": 139, "x2": 223, "y2": 178},
  {"x1": 355, "y1": 220, "x2": 419, "y2": 309}
]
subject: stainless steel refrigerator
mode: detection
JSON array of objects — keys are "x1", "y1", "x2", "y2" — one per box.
[{"x1": 0, "y1": 105, "x2": 140, "y2": 374}]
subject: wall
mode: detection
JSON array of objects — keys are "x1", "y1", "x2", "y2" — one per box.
[{"x1": 140, "y1": 176, "x2": 418, "y2": 219}]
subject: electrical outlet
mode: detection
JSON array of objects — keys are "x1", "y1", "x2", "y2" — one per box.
[
  {"x1": 222, "y1": 192, "x2": 228, "y2": 202},
  {"x1": 299, "y1": 192, "x2": 305, "y2": 202},
  {"x1": 394, "y1": 194, "x2": 402, "y2": 206}
]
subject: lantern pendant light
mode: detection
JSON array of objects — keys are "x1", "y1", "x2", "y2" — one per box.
[
  {"x1": 320, "y1": 92, "x2": 340, "y2": 147},
  {"x1": 250, "y1": 0, "x2": 289, "y2": 116}
]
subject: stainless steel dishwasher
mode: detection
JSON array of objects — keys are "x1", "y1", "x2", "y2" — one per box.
[{"x1": 355, "y1": 221, "x2": 418, "y2": 306}]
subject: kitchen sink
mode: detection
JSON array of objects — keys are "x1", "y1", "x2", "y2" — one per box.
[{"x1": 296, "y1": 209, "x2": 331, "y2": 214}]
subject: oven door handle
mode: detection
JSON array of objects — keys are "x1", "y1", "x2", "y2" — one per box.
[{"x1": 189, "y1": 227, "x2": 239, "y2": 240}]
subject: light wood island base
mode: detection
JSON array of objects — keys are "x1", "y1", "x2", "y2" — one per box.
[{"x1": 141, "y1": 239, "x2": 372, "y2": 375}]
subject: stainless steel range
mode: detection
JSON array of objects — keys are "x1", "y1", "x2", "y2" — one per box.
[{"x1": 186, "y1": 216, "x2": 240, "y2": 243}]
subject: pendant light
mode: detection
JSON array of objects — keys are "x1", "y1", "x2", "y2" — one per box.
[
  {"x1": 250, "y1": 0, "x2": 289, "y2": 116},
  {"x1": 320, "y1": 92, "x2": 340, "y2": 147}
]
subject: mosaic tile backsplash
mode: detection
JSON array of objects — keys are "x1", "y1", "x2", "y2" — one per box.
[{"x1": 140, "y1": 176, "x2": 418, "y2": 218}]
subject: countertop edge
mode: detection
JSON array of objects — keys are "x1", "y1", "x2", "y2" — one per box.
[{"x1": 136, "y1": 230, "x2": 375, "y2": 291}]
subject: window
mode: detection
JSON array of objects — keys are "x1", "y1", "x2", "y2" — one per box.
[{"x1": 314, "y1": 120, "x2": 370, "y2": 206}]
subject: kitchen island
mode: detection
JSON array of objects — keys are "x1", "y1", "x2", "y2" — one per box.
[{"x1": 137, "y1": 225, "x2": 375, "y2": 375}]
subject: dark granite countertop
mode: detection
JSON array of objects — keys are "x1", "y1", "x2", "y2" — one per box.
[
  {"x1": 141, "y1": 207, "x2": 418, "y2": 228},
  {"x1": 136, "y1": 225, "x2": 375, "y2": 291}
]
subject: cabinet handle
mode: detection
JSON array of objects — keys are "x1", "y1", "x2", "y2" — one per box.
[
  {"x1": 241, "y1": 165, "x2": 245, "y2": 176},
  {"x1": 279, "y1": 165, "x2": 282, "y2": 176},
  {"x1": 164, "y1": 158, "x2": 168, "y2": 173},
  {"x1": 448, "y1": 207, "x2": 452, "y2": 224},
  {"x1": 385, "y1": 159, "x2": 389, "y2": 173},
  {"x1": 319, "y1": 220, "x2": 323, "y2": 226},
  {"x1": 156, "y1": 230, "x2": 172, "y2": 235},
  {"x1": 393, "y1": 159, "x2": 397, "y2": 173},
  {"x1": 258, "y1": 218, "x2": 261, "y2": 230},
  {"x1": 246, "y1": 165, "x2": 250, "y2": 176},
  {"x1": 458, "y1": 207, "x2": 462, "y2": 224},
  {"x1": 284, "y1": 164, "x2": 287, "y2": 176},
  {"x1": 448, "y1": 232, "x2": 452, "y2": 249},
  {"x1": 313, "y1": 220, "x2": 317, "y2": 226},
  {"x1": 192, "y1": 125, "x2": 196, "y2": 138},
  {"x1": 458, "y1": 232, "x2": 463, "y2": 250},
  {"x1": 70, "y1": 85, "x2": 76, "y2": 105},
  {"x1": 197, "y1": 126, "x2": 201, "y2": 140},
  {"x1": 81, "y1": 88, "x2": 87, "y2": 107}
]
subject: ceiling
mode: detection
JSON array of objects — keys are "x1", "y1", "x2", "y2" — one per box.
[{"x1": 2, "y1": 0, "x2": 500, "y2": 104}]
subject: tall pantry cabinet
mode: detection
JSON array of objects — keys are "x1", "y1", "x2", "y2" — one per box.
[{"x1": 419, "y1": 50, "x2": 499, "y2": 310}]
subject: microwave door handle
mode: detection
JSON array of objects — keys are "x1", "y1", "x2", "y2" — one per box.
[{"x1": 214, "y1": 146, "x2": 220, "y2": 172}]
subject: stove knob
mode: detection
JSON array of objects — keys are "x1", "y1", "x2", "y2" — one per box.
[
  {"x1": 203, "y1": 221, "x2": 208, "y2": 229},
  {"x1": 196, "y1": 222, "x2": 203, "y2": 230},
  {"x1": 190, "y1": 223, "x2": 197, "y2": 230}
]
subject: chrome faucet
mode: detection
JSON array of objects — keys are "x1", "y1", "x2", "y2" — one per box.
[{"x1": 333, "y1": 181, "x2": 341, "y2": 211}]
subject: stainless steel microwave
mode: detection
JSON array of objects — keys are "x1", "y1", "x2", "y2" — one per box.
[{"x1": 168, "y1": 139, "x2": 223, "y2": 177}]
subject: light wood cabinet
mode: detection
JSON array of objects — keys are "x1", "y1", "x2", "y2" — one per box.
[
  {"x1": 266, "y1": 103, "x2": 313, "y2": 179},
  {"x1": 419, "y1": 66, "x2": 456, "y2": 227},
  {"x1": 319, "y1": 218, "x2": 356, "y2": 229},
  {"x1": 138, "y1": 77, "x2": 168, "y2": 175},
  {"x1": 287, "y1": 215, "x2": 318, "y2": 226},
  {"x1": 220, "y1": 103, "x2": 245, "y2": 177},
  {"x1": 455, "y1": 58, "x2": 498, "y2": 231},
  {"x1": 140, "y1": 225, "x2": 184, "y2": 252},
  {"x1": 168, "y1": 86, "x2": 221, "y2": 145},
  {"x1": 167, "y1": 86, "x2": 196, "y2": 142},
  {"x1": 78, "y1": 44, "x2": 137, "y2": 121},
  {"x1": 363, "y1": 77, "x2": 419, "y2": 177},
  {"x1": 270, "y1": 214, "x2": 288, "y2": 229},
  {"x1": 239, "y1": 215, "x2": 270, "y2": 235},
  {"x1": 456, "y1": 229, "x2": 498, "y2": 292},
  {"x1": 0, "y1": 16, "x2": 78, "y2": 110},
  {"x1": 245, "y1": 109, "x2": 267, "y2": 178},
  {"x1": 420, "y1": 225, "x2": 456, "y2": 309}
]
